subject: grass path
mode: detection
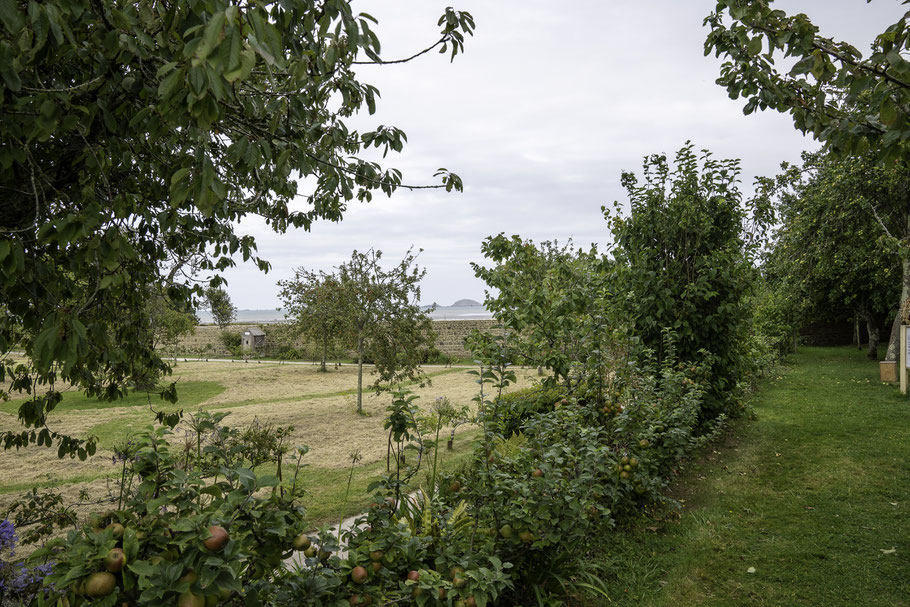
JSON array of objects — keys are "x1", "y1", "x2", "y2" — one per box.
[{"x1": 594, "y1": 347, "x2": 910, "y2": 607}]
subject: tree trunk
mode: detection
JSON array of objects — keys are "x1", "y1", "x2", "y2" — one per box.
[
  {"x1": 854, "y1": 317, "x2": 861, "y2": 350},
  {"x1": 356, "y1": 335, "x2": 364, "y2": 414},
  {"x1": 320, "y1": 331, "x2": 327, "y2": 373},
  {"x1": 865, "y1": 315, "x2": 880, "y2": 360},
  {"x1": 447, "y1": 426, "x2": 456, "y2": 450},
  {"x1": 885, "y1": 257, "x2": 910, "y2": 361}
]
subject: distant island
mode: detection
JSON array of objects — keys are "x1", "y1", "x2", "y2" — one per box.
[{"x1": 451, "y1": 298, "x2": 482, "y2": 307}]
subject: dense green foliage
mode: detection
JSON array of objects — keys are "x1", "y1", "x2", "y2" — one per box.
[
  {"x1": 705, "y1": 1, "x2": 910, "y2": 361},
  {"x1": 278, "y1": 270, "x2": 346, "y2": 371},
  {"x1": 607, "y1": 145, "x2": 768, "y2": 421},
  {"x1": 0, "y1": 0, "x2": 473, "y2": 457},
  {"x1": 204, "y1": 287, "x2": 237, "y2": 331},
  {"x1": 473, "y1": 236, "x2": 612, "y2": 396},
  {"x1": 762, "y1": 151, "x2": 904, "y2": 359},
  {"x1": 25, "y1": 413, "x2": 308, "y2": 606}
]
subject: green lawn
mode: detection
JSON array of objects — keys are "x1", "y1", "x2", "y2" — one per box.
[
  {"x1": 592, "y1": 347, "x2": 910, "y2": 607},
  {"x1": 0, "y1": 381, "x2": 225, "y2": 415}
]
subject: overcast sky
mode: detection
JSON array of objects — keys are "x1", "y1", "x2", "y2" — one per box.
[{"x1": 217, "y1": 0, "x2": 907, "y2": 310}]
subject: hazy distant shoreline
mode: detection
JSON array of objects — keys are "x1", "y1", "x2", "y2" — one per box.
[{"x1": 197, "y1": 303, "x2": 492, "y2": 325}]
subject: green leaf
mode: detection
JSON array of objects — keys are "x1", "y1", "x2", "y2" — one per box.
[
  {"x1": 0, "y1": 0, "x2": 23, "y2": 34},
  {"x1": 880, "y1": 95, "x2": 898, "y2": 125},
  {"x1": 196, "y1": 11, "x2": 225, "y2": 63},
  {"x1": 0, "y1": 43, "x2": 21, "y2": 91},
  {"x1": 158, "y1": 67, "x2": 183, "y2": 99},
  {"x1": 747, "y1": 36, "x2": 762, "y2": 56}
]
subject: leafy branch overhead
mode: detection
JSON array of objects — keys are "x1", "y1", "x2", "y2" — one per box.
[
  {"x1": 0, "y1": 0, "x2": 473, "y2": 457},
  {"x1": 705, "y1": 0, "x2": 910, "y2": 163}
]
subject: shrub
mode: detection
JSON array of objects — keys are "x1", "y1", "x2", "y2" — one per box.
[
  {"x1": 607, "y1": 144, "x2": 769, "y2": 422},
  {"x1": 27, "y1": 415, "x2": 309, "y2": 606},
  {"x1": 491, "y1": 386, "x2": 565, "y2": 437},
  {"x1": 219, "y1": 330, "x2": 242, "y2": 356}
]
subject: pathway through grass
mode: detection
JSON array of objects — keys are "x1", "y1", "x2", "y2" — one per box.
[{"x1": 593, "y1": 347, "x2": 910, "y2": 607}]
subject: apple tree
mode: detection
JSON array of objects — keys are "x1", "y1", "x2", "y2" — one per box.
[
  {"x1": 277, "y1": 269, "x2": 347, "y2": 372},
  {"x1": 472, "y1": 235, "x2": 611, "y2": 397},
  {"x1": 0, "y1": 0, "x2": 474, "y2": 457},
  {"x1": 705, "y1": 0, "x2": 910, "y2": 361},
  {"x1": 763, "y1": 151, "x2": 903, "y2": 360},
  {"x1": 336, "y1": 248, "x2": 435, "y2": 413}
]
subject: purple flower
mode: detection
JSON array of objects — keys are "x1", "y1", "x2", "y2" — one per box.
[{"x1": 0, "y1": 519, "x2": 17, "y2": 555}]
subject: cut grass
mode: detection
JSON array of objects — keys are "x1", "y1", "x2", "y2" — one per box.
[{"x1": 589, "y1": 347, "x2": 910, "y2": 607}]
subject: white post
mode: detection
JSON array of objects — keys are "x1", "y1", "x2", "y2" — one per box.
[{"x1": 901, "y1": 325, "x2": 908, "y2": 395}]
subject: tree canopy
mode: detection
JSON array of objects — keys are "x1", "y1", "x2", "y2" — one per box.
[
  {"x1": 764, "y1": 151, "x2": 907, "y2": 358},
  {"x1": 0, "y1": 0, "x2": 473, "y2": 457},
  {"x1": 204, "y1": 286, "x2": 237, "y2": 331},
  {"x1": 277, "y1": 269, "x2": 346, "y2": 372},
  {"x1": 705, "y1": 0, "x2": 910, "y2": 163}
]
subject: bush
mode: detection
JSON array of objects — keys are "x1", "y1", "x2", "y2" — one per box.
[
  {"x1": 26, "y1": 414, "x2": 309, "y2": 606},
  {"x1": 491, "y1": 386, "x2": 565, "y2": 437},
  {"x1": 219, "y1": 330, "x2": 242, "y2": 356},
  {"x1": 607, "y1": 145, "x2": 767, "y2": 422}
]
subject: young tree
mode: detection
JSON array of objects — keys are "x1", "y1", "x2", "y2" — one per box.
[
  {"x1": 0, "y1": 1, "x2": 473, "y2": 457},
  {"x1": 472, "y1": 235, "x2": 610, "y2": 396},
  {"x1": 277, "y1": 270, "x2": 346, "y2": 372},
  {"x1": 337, "y1": 249, "x2": 434, "y2": 413},
  {"x1": 204, "y1": 286, "x2": 237, "y2": 331}
]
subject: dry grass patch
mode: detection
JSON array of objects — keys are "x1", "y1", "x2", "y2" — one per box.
[
  {"x1": 207, "y1": 366, "x2": 538, "y2": 469},
  {"x1": 0, "y1": 362, "x2": 538, "y2": 501}
]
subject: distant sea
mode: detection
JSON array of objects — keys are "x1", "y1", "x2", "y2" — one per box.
[{"x1": 196, "y1": 303, "x2": 493, "y2": 325}]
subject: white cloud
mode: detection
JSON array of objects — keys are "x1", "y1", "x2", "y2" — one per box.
[{"x1": 218, "y1": 0, "x2": 907, "y2": 309}]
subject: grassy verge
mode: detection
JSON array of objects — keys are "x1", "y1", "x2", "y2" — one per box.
[{"x1": 590, "y1": 347, "x2": 910, "y2": 607}]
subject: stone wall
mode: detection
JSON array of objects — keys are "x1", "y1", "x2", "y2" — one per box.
[
  {"x1": 175, "y1": 319, "x2": 500, "y2": 359},
  {"x1": 432, "y1": 320, "x2": 501, "y2": 358}
]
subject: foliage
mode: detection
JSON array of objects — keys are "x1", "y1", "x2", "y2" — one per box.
[
  {"x1": 0, "y1": 518, "x2": 55, "y2": 604},
  {"x1": 218, "y1": 330, "x2": 242, "y2": 357},
  {"x1": 762, "y1": 151, "x2": 903, "y2": 359},
  {"x1": 488, "y1": 386, "x2": 566, "y2": 438},
  {"x1": 472, "y1": 236, "x2": 611, "y2": 394},
  {"x1": 749, "y1": 281, "x2": 802, "y2": 357},
  {"x1": 148, "y1": 293, "x2": 197, "y2": 363},
  {"x1": 0, "y1": 0, "x2": 473, "y2": 457},
  {"x1": 278, "y1": 270, "x2": 347, "y2": 372},
  {"x1": 704, "y1": 0, "x2": 910, "y2": 163},
  {"x1": 204, "y1": 287, "x2": 237, "y2": 331},
  {"x1": 27, "y1": 414, "x2": 309, "y2": 606},
  {"x1": 705, "y1": 2, "x2": 910, "y2": 362},
  {"x1": 606, "y1": 144, "x2": 768, "y2": 421},
  {"x1": 336, "y1": 248, "x2": 436, "y2": 412}
]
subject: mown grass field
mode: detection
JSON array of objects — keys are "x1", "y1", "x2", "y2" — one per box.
[
  {"x1": 592, "y1": 347, "x2": 910, "y2": 607},
  {"x1": 0, "y1": 361, "x2": 537, "y2": 526}
]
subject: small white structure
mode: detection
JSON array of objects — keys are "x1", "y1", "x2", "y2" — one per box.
[{"x1": 241, "y1": 327, "x2": 266, "y2": 353}]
